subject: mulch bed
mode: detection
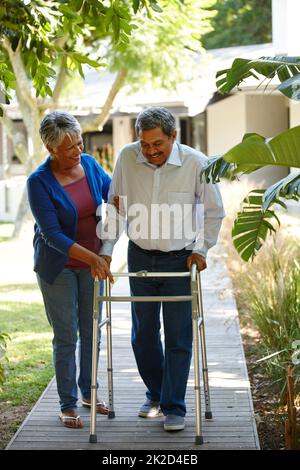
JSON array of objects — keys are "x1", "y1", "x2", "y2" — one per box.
[{"x1": 240, "y1": 325, "x2": 286, "y2": 450}]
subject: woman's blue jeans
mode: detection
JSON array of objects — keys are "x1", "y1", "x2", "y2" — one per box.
[
  {"x1": 128, "y1": 241, "x2": 193, "y2": 417},
  {"x1": 37, "y1": 268, "x2": 102, "y2": 412}
]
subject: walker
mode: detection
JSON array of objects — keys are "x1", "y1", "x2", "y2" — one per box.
[{"x1": 89, "y1": 263, "x2": 212, "y2": 445}]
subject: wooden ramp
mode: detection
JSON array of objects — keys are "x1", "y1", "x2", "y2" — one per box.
[{"x1": 7, "y1": 252, "x2": 259, "y2": 450}]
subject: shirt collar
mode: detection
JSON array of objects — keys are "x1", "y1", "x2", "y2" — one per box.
[{"x1": 136, "y1": 141, "x2": 182, "y2": 167}]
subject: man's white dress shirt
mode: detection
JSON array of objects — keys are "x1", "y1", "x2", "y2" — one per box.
[{"x1": 100, "y1": 141, "x2": 225, "y2": 258}]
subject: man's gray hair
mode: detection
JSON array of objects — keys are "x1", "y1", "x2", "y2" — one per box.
[
  {"x1": 39, "y1": 111, "x2": 81, "y2": 148},
  {"x1": 135, "y1": 107, "x2": 176, "y2": 138}
]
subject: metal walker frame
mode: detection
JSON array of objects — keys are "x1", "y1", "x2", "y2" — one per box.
[{"x1": 89, "y1": 263, "x2": 212, "y2": 445}]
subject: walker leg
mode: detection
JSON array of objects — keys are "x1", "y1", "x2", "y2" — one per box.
[
  {"x1": 191, "y1": 268, "x2": 204, "y2": 445},
  {"x1": 89, "y1": 278, "x2": 100, "y2": 443},
  {"x1": 106, "y1": 281, "x2": 115, "y2": 419},
  {"x1": 192, "y1": 317, "x2": 204, "y2": 445},
  {"x1": 197, "y1": 273, "x2": 213, "y2": 420}
]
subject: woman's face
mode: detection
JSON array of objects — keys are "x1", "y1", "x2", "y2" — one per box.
[{"x1": 48, "y1": 133, "x2": 84, "y2": 170}]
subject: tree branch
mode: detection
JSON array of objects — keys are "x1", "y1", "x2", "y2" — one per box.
[
  {"x1": 3, "y1": 37, "x2": 35, "y2": 110},
  {"x1": 52, "y1": 56, "x2": 68, "y2": 103},
  {"x1": 80, "y1": 67, "x2": 127, "y2": 133}
]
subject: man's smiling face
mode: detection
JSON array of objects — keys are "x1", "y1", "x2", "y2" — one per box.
[{"x1": 139, "y1": 127, "x2": 177, "y2": 167}]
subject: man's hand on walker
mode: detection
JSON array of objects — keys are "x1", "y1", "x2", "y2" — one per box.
[{"x1": 187, "y1": 253, "x2": 207, "y2": 272}]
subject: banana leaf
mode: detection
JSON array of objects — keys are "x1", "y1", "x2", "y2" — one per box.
[
  {"x1": 216, "y1": 56, "x2": 300, "y2": 100},
  {"x1": 200, "y1": 155, "x2": 236, "y2": 183},
  {"x1": 223, "y1": 127, "x2": 300, "y2": 170},
  {"x1": 232, "y1": 190, "x2": 283, "y2": 262},
  {"x1": 232, "y1": 172, "x2": 300, "y2": 261},
  {"x1": 202, "y1": 127, "x2": 300, "y2": 184},
  {"x1": 262, "y1": 171, "x2": 300, "y2": 211}
]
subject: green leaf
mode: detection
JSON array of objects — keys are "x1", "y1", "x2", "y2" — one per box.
[
  {"x1": 31, "y1": 58, "x2": 38, "y2": 79},
  {"x1": 117, "y1": 42, "x2": 128, "y2": 53},
  {"x1": 120, "y1": 18, "x2": 132, "y2": 34},
  {"x1": 112, "y1": 15, "x2": 120, "y2": 42},
  {"x1": 149, "y1": 0, "x2": 163, "y2": 13},
  {"x1": 133, "y1": 0, "x2": 140, "y2": 14},
  {"x1": 231, "y1": 190, "x2": 281, "y2": 261},
  {"x1": 120, "y1": 33, "x2": 130, "y2": 44},
  {"x1": 44, "y1": 85, "x2": 53, "y2": 97},
  {"x1": 200, "y1": 155, "x2": 236, "y2": 183},
  {"x1": 278, "y1": 74, "x2": 300, "y2": 100},
  {"x1": 72, "y1": 0, "x2": 84, "y2": 11},
  {"x1": 0, "y1": 7, "x2": 6, "y2": 19},
  {"x1": 78, "y1": 62, "x2": 85, "y2": 78},
  {"x1": 73, "y1": 53, "x2": 102, "y2": 68},
  {"x1": 223, "y1": 127, "x2": 300, "y2": 170},
  {"x1": 262, "y1": 171, "x2": 300, "y2": 211},
  {"x1": 59, "y1": 4, "x2": 80, "y2": 20},
  {"x1": 217, "y1": 56, "x2": 300, "y2": 101},
  {"x1": 104, "y1": 7, "x2": 114, "y2": 29}
]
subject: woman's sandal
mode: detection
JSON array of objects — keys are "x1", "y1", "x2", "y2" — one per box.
[
  {"x1": 82, "y1": 398, "x2": 109, "y2": 415},
  {"x1": 59, "y1": 411, "x2": 83, "y2": 429}
]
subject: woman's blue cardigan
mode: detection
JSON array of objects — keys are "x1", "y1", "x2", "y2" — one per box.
[{"x1": 27, "y1": 154, "x2": 111, "y2": 284}]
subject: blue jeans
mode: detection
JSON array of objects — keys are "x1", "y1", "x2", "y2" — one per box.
[
  {"x1": 37, "y1": 268, "x2": 102, "y2": 412},
  {"x1": 128, "y1": 241, "x2": 193, "y2": 417}
]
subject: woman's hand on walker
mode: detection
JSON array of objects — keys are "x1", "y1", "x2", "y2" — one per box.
[
  {"x1": 90, "y1": 255, "x2": 114, "y2": 282},
  {"x1": 99, "y1": 255, "x2": 112, "y2": 268}
]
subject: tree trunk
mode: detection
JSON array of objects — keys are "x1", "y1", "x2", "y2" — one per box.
[
  {"x1": 80, "y1": 68, "x2": 127, "y2": 133},
  {"x1": 11, "y1": 140, "x2": 43, "y2": 238},
  {"x1": 12, "y1": 186, "x2": 31, "y2": 238}
]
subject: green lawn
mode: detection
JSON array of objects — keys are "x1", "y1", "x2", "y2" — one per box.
[{"x1": 0, "y1": 283, "x2": 53, "y2": 406}]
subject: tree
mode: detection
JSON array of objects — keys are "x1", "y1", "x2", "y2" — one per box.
[
  {"x1": 201, "y1": 0, "x2": 272, "y2": 50},
  {"x1": 202, "y1": 56, "x2": 300, "y2": 261},
  {"x1": 79, "y1": 0, "x2": 207, "y2": 131},
  {"x1": 1, "y1": 0, "x2": 171, "y2": 168},
  {"x1": 0, "y1": 0, "x2": 207, "y2": 236}
]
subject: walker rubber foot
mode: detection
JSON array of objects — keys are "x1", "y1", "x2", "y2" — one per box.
[
  {"x1": 108, "y1": 411, "x2": 115, "y2": 419},
  {"x1": 205, "y1": 411, "x2": 213, "y2": 420},
  {"x1": 195, "y1": 435, "x2": 204, "y2": 445},
  {"x1": 89, "y1": 434, "x2": 97, "y2": 443}
]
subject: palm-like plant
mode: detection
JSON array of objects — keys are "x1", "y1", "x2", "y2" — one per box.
[{"x1": 202, "y1": 56, "x2": 300, "y2": 261}]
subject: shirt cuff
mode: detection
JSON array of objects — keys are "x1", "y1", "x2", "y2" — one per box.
[
  {"x1": 192, "y1": 248, "x2": 207, "y2": 259},
  {"x1": 99, "y1": 241, "x2": 115, "y2": 257}
]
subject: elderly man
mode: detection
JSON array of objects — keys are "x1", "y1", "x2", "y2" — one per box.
[{"x1": 100, "y1": 107, "x2": 225, "y2": 432}]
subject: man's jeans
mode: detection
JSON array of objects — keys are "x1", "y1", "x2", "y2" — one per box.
[
  {"x1": 128, "y1": 241, "x2": 193, "y2": 417},
  {"x1": 37, "y1": 268, "x2": 102, "y2": 412}
]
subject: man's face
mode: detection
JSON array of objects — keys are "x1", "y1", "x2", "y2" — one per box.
[{"x1": 139, "y1": 127, "x2": 177, "y2": 167}]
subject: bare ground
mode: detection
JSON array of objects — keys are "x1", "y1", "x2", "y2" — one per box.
[{"x1": 0, "y1": 402, "x2": 30, "y2": 449}]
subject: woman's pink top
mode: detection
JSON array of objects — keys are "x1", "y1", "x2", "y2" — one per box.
[{"x1": 63, "y1": 176, "x2": 101, "y2": 269}]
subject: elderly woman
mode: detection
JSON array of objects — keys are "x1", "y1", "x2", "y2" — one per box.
[{"x1": 27, "y1": 111, "x2": 113, "y2": 429}]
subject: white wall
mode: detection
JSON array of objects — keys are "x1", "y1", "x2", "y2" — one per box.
[
  {"x1": 245, "y1": 94, "x2": 288, "y2": 136},
  {"x1": 243, "y1": 93, "x2": 289, "y2": 186},
  {"x1": 112, "y1": 116, "x2": 133, "y2": 163},
  {"x1": 0, "y1": 176, "x2": 26, "y2": 222},
  {"x1": 289, "y1": 101, "x2": 300, "y2": 128},
  {"x1": 206, "y1": 94, "x2": 246, "y2": 156},
  {"x1": 272, "y1": 0, "x2": 300, "y2": 55}
]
